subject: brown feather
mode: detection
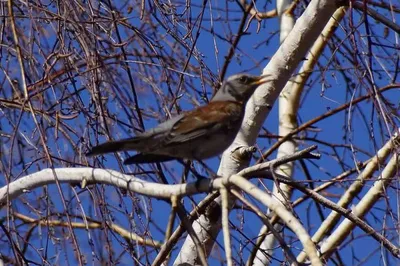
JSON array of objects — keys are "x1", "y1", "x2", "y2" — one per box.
[{"x1": 172, "y1": 101, "x2": 242, "y2": 134}]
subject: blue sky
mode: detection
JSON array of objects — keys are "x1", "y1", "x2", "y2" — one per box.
[{"x1": 1, "y1": 1, "x2": 400, "y2": 265}]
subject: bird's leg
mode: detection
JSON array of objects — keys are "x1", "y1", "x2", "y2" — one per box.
[
  {"x1": 180, "y1": 159, "x2": 191, "y2": 183},
  {"x1": 176, "y1": 159, "x2": 206, "y2": 182}
]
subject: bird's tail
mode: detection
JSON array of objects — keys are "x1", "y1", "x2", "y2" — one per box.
[{"x1": 86, "y1": 137, "x2": 141, "y2": 156}]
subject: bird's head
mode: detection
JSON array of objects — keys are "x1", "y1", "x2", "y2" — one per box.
[{"x1": 212, "y1": 73, "x2": 270, "y2": 103}]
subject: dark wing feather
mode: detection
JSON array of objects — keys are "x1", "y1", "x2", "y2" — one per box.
[
  {"x1": 86, "y1": 102, "x2": 242, "y2": 157},
  {"x1": 163, "y1": 101, "x2": 242, "y2": 145}
]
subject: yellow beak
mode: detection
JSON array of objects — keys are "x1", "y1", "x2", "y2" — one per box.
[{"x1": 252, "y1": 74, "x2": 271, "y2": 85}]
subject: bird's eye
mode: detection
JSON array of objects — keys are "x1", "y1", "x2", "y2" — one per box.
[{"x1": 239, "y1": 76, "x2": 248, "y2": 83}]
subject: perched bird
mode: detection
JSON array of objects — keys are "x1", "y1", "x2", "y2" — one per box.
[{"x1": 86, "y1": 73, "x2": 269, "y2": 164}]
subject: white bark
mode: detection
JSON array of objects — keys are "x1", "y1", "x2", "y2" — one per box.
[
  {"x1": 256, "y1": 6, "x2": 348, "y2": 265},
  {"x1": 255, "y1": 0, "x2": 296, "y2": 264},
  {"x1": 174, "y1": 0, "x2": 340, "y2": 264},
  {"x1": 297, "y1": 133, "x2": 399, "y2": 262},
  {"x1": 0, "y1": 166, "x2": 323, "y2": 265},
  {"x1": 315, "y1": 152, "x2": 400, "y2": 261},
  {"x1": 229, "y1": 175, "x2": 323, "y2": 266},
  {"x1": 0, "y1": 168, "x2": 216, "y2": 204}
]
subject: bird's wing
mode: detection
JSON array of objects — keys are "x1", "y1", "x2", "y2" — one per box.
[
  {"x1": 136, "y1": 114, "x2": 185, "y2": 140},
  {"x1": 86, "y1": 101, "x2": 242, "y2": 156},
  {"x1": 163, "y1": 101, "x2": 242, "y2": 145}
]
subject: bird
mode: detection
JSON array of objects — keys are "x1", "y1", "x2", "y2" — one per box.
[{"x1": 86, "y1": 73, "x2": 269, "y2": 164}]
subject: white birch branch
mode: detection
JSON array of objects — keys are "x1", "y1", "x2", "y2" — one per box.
[
  {"x1": 297, "y1": 132, "x2": 399, "y2": 262},
  {"x1": 309, "y1": 152, "x2": 400, "y2": 261},
  {"x1": 175, "y1": 0, "x2": 341, "y2": 264}
]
